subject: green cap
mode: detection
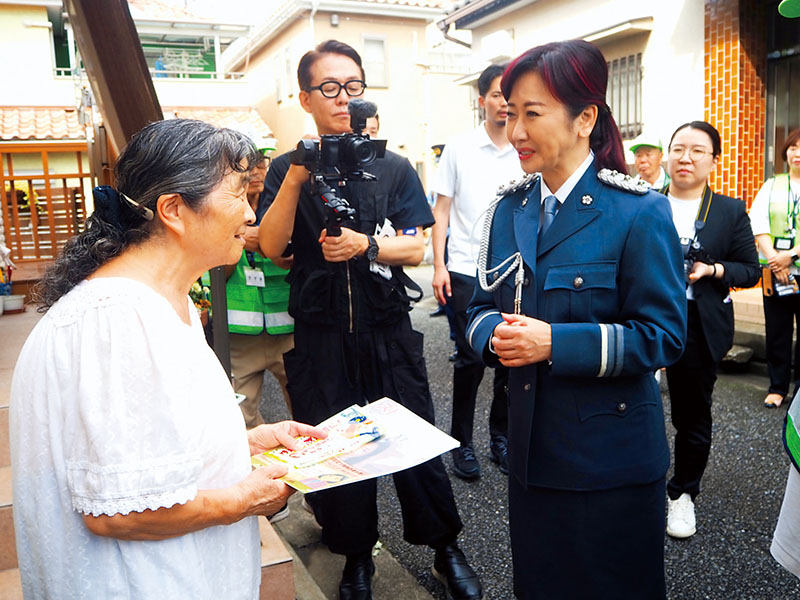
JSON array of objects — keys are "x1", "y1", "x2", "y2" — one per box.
[
  {"x1": 779, "y1": 0, "x2": 800, "y2": 18},
  {"x1": 629, "y1": 132, "x2": 663, "y2": 154}
]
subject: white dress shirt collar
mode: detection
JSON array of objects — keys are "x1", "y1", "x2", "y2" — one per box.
[{"x1": 540, "y1": 150, "x2": 595, "y2": 205}]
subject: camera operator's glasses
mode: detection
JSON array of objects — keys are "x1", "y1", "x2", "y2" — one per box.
[
  {"x1": 669, "y1": 146, "x2": 713, "y2": 161},
  {"x1": 309, "y1": 80, "x2": 367, "y2": 98}
]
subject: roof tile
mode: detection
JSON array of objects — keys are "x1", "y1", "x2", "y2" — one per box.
[{"x1": 0, "y1": 107, "x2": 84, "y2": 141}]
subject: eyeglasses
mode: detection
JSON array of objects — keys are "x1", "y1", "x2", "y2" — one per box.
[
  {"x1": 669, "y1": 146, "x2": 714, "y2": 161},
  {"x1": 308, "y1": 80, "x2": 367, "y2": 98}
]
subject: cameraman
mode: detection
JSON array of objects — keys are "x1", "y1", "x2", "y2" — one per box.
[
  {"x1": 258, "y1": 40, "x2": 481, "y2": 600},
  {"x1": 660, "y1": 121, "x2": 759, "y2": 540}
]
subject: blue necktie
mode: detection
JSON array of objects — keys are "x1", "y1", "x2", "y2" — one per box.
[{"x1": 539, "y1": 194, "x2": 558, "y2": 240}]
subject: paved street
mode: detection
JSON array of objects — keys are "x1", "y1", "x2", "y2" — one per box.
[{"x1": 261, "y1": 265, "x2": 800, "y2": 599}]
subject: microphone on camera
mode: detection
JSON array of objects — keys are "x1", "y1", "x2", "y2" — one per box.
[
  {"x1": 348, "y1": 99, "x2": 377, "y2": 135},
  {"x1": 347, "y1": 99, "x2": 378, "y2": 120}
]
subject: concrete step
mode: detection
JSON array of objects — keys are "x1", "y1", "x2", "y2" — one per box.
[
  {"x1": 258, "y1": 516, "x2": 294, "y2": 600},
  {"x1": 0, "y1": 568, "x2": 22, "y2": 600},
  {"x1": 0, "y1": 466, "x2": 17, "y2": 572}
]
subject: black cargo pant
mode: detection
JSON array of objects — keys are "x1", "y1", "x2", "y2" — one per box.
[{"x1": 283, "y1": 316, "x2": 463, "y2": 555}]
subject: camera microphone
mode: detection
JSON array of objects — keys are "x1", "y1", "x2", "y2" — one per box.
[{"x1": 347, "y1": 99, "x2": 378, "y2": 120}]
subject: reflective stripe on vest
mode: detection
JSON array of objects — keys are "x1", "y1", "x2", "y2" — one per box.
[
  {"x1": 228, "y1": 308, "x2": 265, "y2": 330},
  {"x1": 265, "y1": 311, "x2": 293, "y2": 328}
]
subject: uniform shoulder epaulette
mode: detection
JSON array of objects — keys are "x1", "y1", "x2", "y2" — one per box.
[
  {"x1": 597, "y1": 168, "x2": 650, "y2": 195},
  {"x1": 495, "y1": 173, "x2": 540, "y2": 198}
]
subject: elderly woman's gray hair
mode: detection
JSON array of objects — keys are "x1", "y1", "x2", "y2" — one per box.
[{"x1": 34, "y1": 119, "x2": 260, "y2": 310}]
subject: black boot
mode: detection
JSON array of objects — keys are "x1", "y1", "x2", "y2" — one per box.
[
  {"x1": 432, "y1": 542, "x2": 483, "y2": 600},
  {"x1": 339, "y1": 551, "x2": 374, "y2": 600}
]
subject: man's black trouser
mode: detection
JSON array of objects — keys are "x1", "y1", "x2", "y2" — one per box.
[
  {"x1": 283, "y1": 316, "x2": 463, "y2": 555},
  {"x1": 763, "y1": 292, "x2": 800, "y2": 398},
  {"x1": 449, "y1": 271, "x2": 508, "y2": 446},
  {"x1": 666, "y1": 301, "x2": 717, "y2": 501}
]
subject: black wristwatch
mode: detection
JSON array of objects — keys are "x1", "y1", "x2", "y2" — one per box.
[
  {"x1": 792, "y1": 252, "x2": 799, "y2": 262},
  {"x1": 365, "y1": 235, "x2": 380, "y2": 261}
]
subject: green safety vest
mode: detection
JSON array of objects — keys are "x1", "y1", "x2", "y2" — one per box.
[
  {"x1": 224, "y1": 251, "x2": 293, "y2": 335},
  {"x1": 762, "y1": 174, "x2": 800, "y2": 267}
]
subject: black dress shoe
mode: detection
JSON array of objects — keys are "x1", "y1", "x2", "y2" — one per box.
[
  {"x1": 339, "y1": 552, "x2": 374, "y2": 600},
  {"x1": 432, "y1": 543, "x2": 483, "y2": 600},
  {"x1": 452, "y1": 445, "x2": 480, "y2": 480},
  {"x1": 430, "y1": 305, "x2": 446, "y2": 317},
  {"x1": 489, "y1": 436, "x2": 509, "y2": 475}
]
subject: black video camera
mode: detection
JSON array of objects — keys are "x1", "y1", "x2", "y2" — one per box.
[
  {"x1": 680, "y1": 237, "x2": 714, "y2": 283},
  {"x1": 289, "y1": 99, "x2": 386, "y2": 236}
]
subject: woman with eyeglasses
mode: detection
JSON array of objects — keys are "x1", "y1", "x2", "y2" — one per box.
[
  {"x1": 748, "y1": 129, "x2": 800, "y2": 409},
  {"x1": 661, "y1": 121, "x2": 760, "y2": 539}
]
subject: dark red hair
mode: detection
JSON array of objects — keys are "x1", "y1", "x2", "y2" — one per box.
[{"x1": 501, "y1": 40, "x2": 628, "y2": 174}]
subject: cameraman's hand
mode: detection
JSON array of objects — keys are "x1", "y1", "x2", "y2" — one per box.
[
  {"x1": 319, "y1": 228, "x2": 368, "y2": 262},
  {"x1": 286, "y1": 164, "x2": 311, "y2": 185},
  {"x1": 687, "y1": 261, "x2": 715, "y2": 282}
]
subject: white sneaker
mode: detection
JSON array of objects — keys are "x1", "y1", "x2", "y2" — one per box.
[{"x1": 666, "y1": 493, "x2": 696, "y2": 538}]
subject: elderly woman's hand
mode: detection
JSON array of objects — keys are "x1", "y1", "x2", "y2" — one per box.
[
  {"x1": 237, "y1": 463, "x2": 295, "y2": 519},
  {"x1": 247, "y1": 420, "x2": 328, "y2": 456}
]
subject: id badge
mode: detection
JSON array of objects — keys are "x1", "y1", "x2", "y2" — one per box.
[
  {"x1": 244, "y1": 267, "x2": 266, "y2": 287},
  {"x1": 775, "y1": 237, "x2": 795, "y2": 251}
]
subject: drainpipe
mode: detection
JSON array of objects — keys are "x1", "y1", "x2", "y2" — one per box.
[
  {"x1": 437, "y1": 20, "x2": 471, "y2": 49},
  {"x1": 310, "y1": 0, "x2": 320, "y2": 44}
]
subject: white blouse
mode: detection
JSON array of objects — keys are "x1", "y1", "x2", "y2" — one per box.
[{"x1": 10, "y1": 277, "x2": 260, "y2": 599}]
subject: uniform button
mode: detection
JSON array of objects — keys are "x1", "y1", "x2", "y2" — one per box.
[
  {"x1": 523, "y1": 383, "x2": 531, "y2": 391},
  {"x1": 617, "y1": 402, "x2": 627, "y2": 413},
  {"x1": 573, "y1": 276, "x2": 584, "y2": 289}
]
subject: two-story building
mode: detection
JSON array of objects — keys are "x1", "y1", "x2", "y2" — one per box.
[
  {"x1": 222, "y1": 0, "x2": 476, "y2": 189},
  {"x1": 437, "y1": 0, "x2": 799, "y2": 205},
  {"x1": 0, "y1": 0, "x2": 274, "y2": 287}
]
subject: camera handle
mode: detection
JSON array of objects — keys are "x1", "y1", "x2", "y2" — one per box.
[{"x1": 313, "y1": 176, "x2": 356, "y2": 237}]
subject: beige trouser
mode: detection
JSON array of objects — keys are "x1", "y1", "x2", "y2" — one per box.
[{"x1": 229, "y1": 331, "x2": 294, "y2": 428}]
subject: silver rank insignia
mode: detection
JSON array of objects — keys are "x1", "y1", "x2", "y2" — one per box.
[
  {"x1": 581, "y1": 195, "x2": 593, "y2": 205},
  {"x1": 496, "y1": 173, "x2": 540, "y2": 198},
  {"x1": 596, "y1": 169, "x2": 650, "y2": 195}
]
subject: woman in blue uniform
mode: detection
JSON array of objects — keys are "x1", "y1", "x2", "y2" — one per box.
[{"x1": 467, "y1": 40, "x2": 687, "y2": 599}]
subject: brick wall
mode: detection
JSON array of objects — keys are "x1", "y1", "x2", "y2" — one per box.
[{"x1": 704, "y1": 0, "x2": 767, "y2": 206}]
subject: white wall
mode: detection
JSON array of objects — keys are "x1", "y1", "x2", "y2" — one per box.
[{"x1": 0, "y1": 4, "x2": 77, "y2": 106}]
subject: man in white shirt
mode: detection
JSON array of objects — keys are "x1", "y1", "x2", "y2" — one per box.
[
  {"x1": 630, "y1": 133, "x2": 669, "y2": 189},
  {"x1": 431, "y1": 64, "x2": 524, "y2": 479}
]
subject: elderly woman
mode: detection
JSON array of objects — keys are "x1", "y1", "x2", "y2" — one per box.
[
  {"x1": 10, "y1": 119, "x2": 323, "y2": 599},
  {"x1": 467, "y1": 41, "x2": 687, "y2": 598}
]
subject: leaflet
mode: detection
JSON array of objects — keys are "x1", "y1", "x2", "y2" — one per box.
[{"x1": 250, "y1": 397, "x2": 459, "y2": 493}]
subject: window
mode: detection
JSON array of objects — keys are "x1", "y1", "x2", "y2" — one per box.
[
  {"x1": 606, "y1": 53, "x2": 643, "y2": 140},
  {"x1": 362, "y1": 36, "x2": 388, "y2": 88}
]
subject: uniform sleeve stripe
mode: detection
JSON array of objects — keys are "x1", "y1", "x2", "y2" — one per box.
[
  {"x1": 611, "y1": 324, "x2": 625, "y2": 377},
  {"x1": 597, "y1": 324, "x2": 609, "y2": 377},
  {"x1": 468, "y1": 310, "x2": 501, "y2": 349}
]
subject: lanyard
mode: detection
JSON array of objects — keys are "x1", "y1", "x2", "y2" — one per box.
[
  {"x1": 789, "y1": 178, "x2": 800, "y2": 234},
  {"x1": 660, "y1": 183, "x2": 713, "y2": 243}
]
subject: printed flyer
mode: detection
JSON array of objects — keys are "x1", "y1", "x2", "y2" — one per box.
[{"x1": 251, "y1": 397, "x2": 459, "y2": 492}]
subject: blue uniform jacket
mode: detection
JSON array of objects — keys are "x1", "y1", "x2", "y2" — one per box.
[{"x1": 467, "y1": 162, "x2": 687, "y2": 491}]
